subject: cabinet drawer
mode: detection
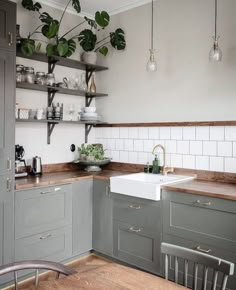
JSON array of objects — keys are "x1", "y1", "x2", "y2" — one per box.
[
  {"x1": 15, "y1": 184, "x2": 72, "y2": 239},
  {"x1": 15, "y1": 226, "x2": 72, "y2": 263},
  {"x1": 162, "y1": 190, "x2": 236, "y2": 253},
  {"x1": 113, "y1": 194, "x2": 161, "y2": 231},
  {"x1": 113, "y1": 220, "x2": 161, "y2": 274},
  {"x1": 163, "y1": 234, "x2": 236, "y2": 290}
]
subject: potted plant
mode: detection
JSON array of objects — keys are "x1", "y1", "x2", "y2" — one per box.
[
  {"x1": 79, "y1": 13, "x2": 126, "y2": 64},
  {"x1": 20, "y1": 0, "x2": 126, "y2": 60},
  {"x1": 78, "y1": 144, "x2": 105, "y2": 161}
]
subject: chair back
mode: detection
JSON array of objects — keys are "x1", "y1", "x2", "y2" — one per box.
[
  {"x1": 161, "y1": 242, "x2": 234, "y2": 290},
  {"x1": 0, "y1": 260, "x2": 77, "y2": 290}
]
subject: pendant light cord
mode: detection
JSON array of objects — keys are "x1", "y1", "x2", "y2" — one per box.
[
  {"x1": 151, "y1": 0, "x2": 154, "y2": 49},
  {"x1": 215, "y1": 0, "x2": 217, "y2": 40}
]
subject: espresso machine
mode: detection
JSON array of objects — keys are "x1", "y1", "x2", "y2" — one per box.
[{"x1": 15, "y1": 145, "x2": 28, "y2": 178}]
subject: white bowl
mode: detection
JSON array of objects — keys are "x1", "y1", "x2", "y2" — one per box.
[{"x1": 85, "y1": 107, "x2": 96, "y2": 113}]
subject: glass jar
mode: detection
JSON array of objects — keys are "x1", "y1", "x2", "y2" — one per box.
[
  {"x1": 16, "y1": 65, "x2": 24, "y2": 83},
  {"x1": 46, "y1": 73, "x2": 55, "y2": 87},
  {"x1": 24, "y1": 67, "x2": 35, "y2": 84},
  {"x1": 35, "y1": 72, "x2": 46, "y2": 85}
]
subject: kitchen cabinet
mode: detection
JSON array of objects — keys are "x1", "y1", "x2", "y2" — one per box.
[
  {"x1": 0, "y1": 1, "x2": 15, "y2": 286},
  {"x1": 162, "y1": 190, "x2": 236, "y2": 289},
  {"x1": 0, "y1": 0, "x2": 16, "y2": 51},
  {"x1": 15, "y1": 184, "x2": 73, "y2": 262},
  {"x1": 93, "y1": 179, "x2": 113, "y2": 256},
  {"x1": 112, "y1": 193, "x2": 161, "y2": 274},
  {"x1": 15, "y1": 184, "x2": 72, "y2": 239},
  {"x1": 72, "y1": 180, "x2": 93, "y2": 256}
]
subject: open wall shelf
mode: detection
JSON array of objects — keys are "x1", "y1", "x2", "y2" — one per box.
[{"x1": 16, "y1": 50, "x2": 109, "y2": 143}]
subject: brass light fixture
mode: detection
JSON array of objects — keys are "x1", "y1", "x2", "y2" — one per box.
[
  {"x1": 146, "y1": 0, "x2": 157, "y2": 72},
  {"x1": 209, "y1": 0, "x2": 222, "y2": 62}
]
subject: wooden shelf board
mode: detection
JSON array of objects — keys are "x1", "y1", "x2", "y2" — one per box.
[
  {"x1": 15, "y1": 119, "x2": 105, "y2": 126},
  {"x1": 16, "y1": 51, "x2": 108, "y2": 72}
]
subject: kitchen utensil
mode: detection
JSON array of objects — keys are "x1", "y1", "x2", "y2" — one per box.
[
  {"x1": 15, "y1": 145, "x2": 28, "y2": 178},
  {"x1": 31, "y1": 156, "x2": 42, "y2": 176}
]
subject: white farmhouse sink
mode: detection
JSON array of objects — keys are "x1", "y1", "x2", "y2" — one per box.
[{"x1": 110, "y1": 173, "x2": 194, "y2": 201}]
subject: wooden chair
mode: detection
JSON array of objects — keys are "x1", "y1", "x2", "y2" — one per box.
[
  {"x1": 161, "y1": 242, "x2": 234, "y2": 290},
  {"x1": 0, "y1": 260, "x2": 77, "y2": 290}
]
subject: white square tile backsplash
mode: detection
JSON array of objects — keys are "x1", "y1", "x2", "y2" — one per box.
[{"x1": 95, "y1": 126, "x2": 236, "y2": 173}]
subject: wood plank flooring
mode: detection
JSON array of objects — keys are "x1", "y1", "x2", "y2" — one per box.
[{"x1": 4, "y1": 255, "x2": 186, "y2": 290}]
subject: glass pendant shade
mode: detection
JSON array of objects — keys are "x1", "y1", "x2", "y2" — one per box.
[
  {"x1": 147, "y1": 49, "x2": 157, "y2": 72},
  {"x1": 209, "y1": 39, "x2": 222, "y2": 62}
]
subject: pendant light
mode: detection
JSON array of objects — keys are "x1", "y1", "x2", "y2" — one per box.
[
  {"x1": 146, "y1": 0, "x2": 157, "y2": 72},
  {"x1": 209, "y1": 0, "x2": 222, "y2": 62}
]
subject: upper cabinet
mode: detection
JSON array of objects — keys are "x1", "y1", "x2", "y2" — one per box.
[{"x1": 0, "y1": 0, "x2": 16, "y2": 51}]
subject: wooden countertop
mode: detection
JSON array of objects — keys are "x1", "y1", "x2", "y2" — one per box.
[
  {"x1": 15, "y1": 170, "x2": 236, "y2": 201},
  {"x1": 15, "y1": 170, "x2": 129, "y2": 190},
  {"x1": 162, "y1": 179, "x2": 236, "y2": 201}
]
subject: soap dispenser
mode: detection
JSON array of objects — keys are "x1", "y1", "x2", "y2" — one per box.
[{"x1": 152, "y1": 154, "x2": 160, "y2": 174}]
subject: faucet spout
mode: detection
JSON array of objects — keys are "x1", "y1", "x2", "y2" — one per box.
[{"x1": 152, "y1": 144, "x2": 174, "y2": 175}]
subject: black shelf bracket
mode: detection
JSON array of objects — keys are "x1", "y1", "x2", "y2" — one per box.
[
  {"x1": 48, "y1": 61, "x2": 57, "y2": 74},
  {"x1": 47, "y1": 122, "x2": 57, "y2": 144},
  {"x1": 48, "y1": 89, "x2": 57, "y2": 107},
  {"x1": 85, "y1": 97, "x2": 93, "y2": 107},
  {"x1": 86, "y1": 70, "x2": 94, "y2": 85},
  {"x1": 85, "y1": 124, "x2": 93, "y2": 143}
]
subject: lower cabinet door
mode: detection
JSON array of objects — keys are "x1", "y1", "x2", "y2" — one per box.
[
  {"x1": 113, "y1": 220, "x2": 161, "y2": 274},
  {"x1": 163, "y1": 234, "x2": 236, "y2": 290},
  {"x1": 15, "y1": 226, "x2": 72, "y2": 263}
]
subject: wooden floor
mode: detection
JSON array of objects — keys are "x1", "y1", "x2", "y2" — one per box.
[{"x1": 4, "y1": 255, "x2": 185, "y2": 290}]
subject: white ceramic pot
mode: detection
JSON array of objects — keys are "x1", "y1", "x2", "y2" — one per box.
[{"x1": 81, "y1": 52, "x2": 97, "y2": 65}]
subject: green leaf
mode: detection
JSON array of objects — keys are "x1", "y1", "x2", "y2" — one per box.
[
  {"x1": 57, "y1": 38, "x2": 69, "y2": 57},
  {"x1": 65, "y1": 39, "x2": 76, "y2": 58},
  {"x1": 78, "y1": 29, "x2": 97, "y2": 52},
  {"x1": 21, "y1": 0, "x2": 41, "y2": 11},
  {"x1": 84, "y1": 16, "x2": 97, "y2": 29},
  {"x1": 95, "y1": 11, "x2": 110, "y2": 28},
  {"x1": 110, "y1": 28, "x2": 126, "y2": 50},
  {"x1": 20, "y1": 38, "x2": 35, "y2": 57},
  {"x1": 42, "y1": 20, "x2": 59, "y2": 39},
  {"x1": 39, "y1": 12, "x2": 53, "y2": 24},
  {"x1": 99, "y1": 46, "x2": 108, "y2": 56},
  {"x1": 72, "y1": 0, "x2": 81, "y2": 13},
  {"x1": 46, "y1": 43, "x2": 57, "y2": 57}
]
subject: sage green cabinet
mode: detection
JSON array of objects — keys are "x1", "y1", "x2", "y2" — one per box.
[
  {"x1": 0, "y1": 0, "x2": 16, "y2": 51},
  {"x1": 15, "y1": 184, "x2": 72, "y2": 239},
  {"x1": 72, "y1": 179, "x2": 93, "y2": 256},
  {"x1": 112, "y1": 193, "x2": 161, "y2": 274},
  {"x1": 162, "y1": 190, "x2": 236, "y2": 290},
  {"x1": 93, "y1": 179, "x2": 113, "y2": 256}
]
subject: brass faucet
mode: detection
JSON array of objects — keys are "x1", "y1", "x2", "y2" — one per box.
[{"x1": 152, "y1": 144, "x2": 174, "y2": 175}]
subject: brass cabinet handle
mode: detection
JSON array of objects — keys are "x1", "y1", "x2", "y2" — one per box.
[
  {"x1": 129, "y1": 204, "x2": 141, "y2": 210},
  {"x1": 8, "y1": 32, "x2": 13, "y2": 46},
  {"x1": 6, "y1": 178, "x2": 12, "y2": 192},
  {"x1": 40, "y1": 234, "x2": 52, "y2": 240},
  {"x1": 129, "y1": 227, "x2": 141, "y2": 233},
  {"x1": 40, "y1": 191, "x2": 51, "y2": 195},
  {"x1": 7, "y1": 158, "x2": 12, "y2": 171},
  {"x1": 194, "y1": 200, "x2": 211, "y2": 206},
  {"x1": 195, "y1": 246, "x2": 211, "y2": 253},
  {"x1": 54, "y1": 187, "x2": 61, "y2": 192}
]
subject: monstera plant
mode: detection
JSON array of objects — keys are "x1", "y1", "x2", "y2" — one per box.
[{"x1": 20, "y1": 0, "x2": 126, "y2": 59}]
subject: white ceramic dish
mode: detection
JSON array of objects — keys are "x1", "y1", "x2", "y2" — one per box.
[{"x1": 84, "y1": 107, "x2": 96, "y2": 113}]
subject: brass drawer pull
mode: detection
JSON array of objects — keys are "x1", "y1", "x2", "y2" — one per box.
[
  {"x1": 129, "y1": 204, "x2": 141, "y2": 210},
  {"x1": 129, "y1": 227, "x2": 141, "y2": 233},
  {"x1": 6, "y1": 178, "x2": 12, "y2": 192},
  {"x1": 40, "y1": 191, "x2": 51, "y2": 195},
  {"x1": 195, "y1": 246, "x2": 211, "y2": 253},
  {"x1": 8, "y1": 32, "x2": 13, "y2": 46},
  {"x1": 194, "y1": 200, "x2": 211, "y2": 206},
  {"x1": 7, "y1": 158, "x2": 12, "y2": 171},
  {"x1": 40, "y1": 234, "x2": 52, "y2": 240}
]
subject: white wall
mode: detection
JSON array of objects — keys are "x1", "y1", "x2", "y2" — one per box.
[
  {"x1": 96, "y1": 0, "x2": 236, "y2": 123},
  {"x1": 15, "y1": 1, "x2": 97, "y2": 165}
]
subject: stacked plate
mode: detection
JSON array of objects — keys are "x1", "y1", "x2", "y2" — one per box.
[{"x1": 80, "y1": 112, "x2": 101, "y2": 122}]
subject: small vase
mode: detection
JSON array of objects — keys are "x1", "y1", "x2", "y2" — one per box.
[
  {"x1": 81, "y1": 52, "x2": 97, "y2": 65},
  {"x1": 90, "y1": 75, "x2": 96, "y2": 94}
]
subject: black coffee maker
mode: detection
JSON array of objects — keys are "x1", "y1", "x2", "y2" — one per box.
[{"x1": 15, "y1": 145, "x2": 28, "y2": 178}]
